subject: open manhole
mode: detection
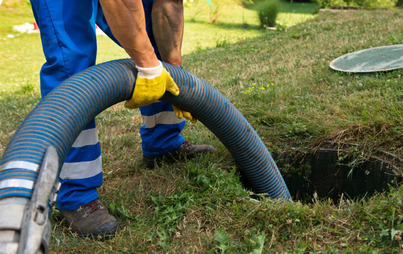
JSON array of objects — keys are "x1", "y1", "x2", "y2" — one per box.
[{"x1": 273, "y1": 147, "x2": 402, "y2": 203}]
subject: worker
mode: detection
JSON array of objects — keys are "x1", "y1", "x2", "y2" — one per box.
[{"x1": 29, "y1": 0, "x2": 214, "y2": 238}]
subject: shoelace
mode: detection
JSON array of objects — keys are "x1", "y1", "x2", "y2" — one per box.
[
  {"x1": 82, "y1": 200, "x2": 102, "y2": 215},
  {"x1": 181, "y1": 140, "x2": 192, "y2": 150}
]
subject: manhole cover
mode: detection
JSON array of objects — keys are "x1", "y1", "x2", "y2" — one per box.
[{"x1": 330, "y1": 44, "x2": 403, "y2": 73}]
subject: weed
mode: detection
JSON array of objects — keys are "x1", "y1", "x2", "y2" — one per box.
[
  {"x1": 249, "y1": 231, "x2": 266, "y2": 253},
  {"x1": 214, "y1": 228, "x2": 234, "y2": 252},
  {"x1": 243, "y1": 82, "x2": 275, "y2": 94}
]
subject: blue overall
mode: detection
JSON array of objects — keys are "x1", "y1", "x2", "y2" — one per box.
[{"x1": 30, "y1": 0, "x2": 185, "y2": 210}]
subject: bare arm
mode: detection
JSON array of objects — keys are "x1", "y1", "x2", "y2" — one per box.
[
  {"x1": 99, "y1": 0, "x2": 159, "y2": 68},
  {"x1": 152, "y1": 0, "x2": 184, "y2": 66}
]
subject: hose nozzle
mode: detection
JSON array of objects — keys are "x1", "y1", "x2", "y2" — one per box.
[{"x1": 0, "y1": 146, "x2": 59, "y2": 254}]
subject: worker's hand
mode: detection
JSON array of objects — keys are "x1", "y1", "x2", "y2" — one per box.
[
  {"x1": 173, "y1": 106, "x2": 197, "y2": 123},
  {"x1": 125, "y1": 61, "x2": 179, "y2": 109}
]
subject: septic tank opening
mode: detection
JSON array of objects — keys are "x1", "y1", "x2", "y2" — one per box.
[{"x1": 273, "y1": 146, "x2": 402, "y2": 203}]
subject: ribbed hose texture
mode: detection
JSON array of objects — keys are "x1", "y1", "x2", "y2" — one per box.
[{"x1": 0, "y1": 59, "x2": 291, "y2": 200}]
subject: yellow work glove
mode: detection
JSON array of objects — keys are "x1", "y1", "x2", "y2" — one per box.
[
  {"x1": 126, "y1": 61, "x2": 197, "y2": 123},
  {"x1": 173, "y1": 106, "x2": 197, "y2": 123},
  {"x1": 125, "y1": 61, "x2": 179, "y2": 109}
]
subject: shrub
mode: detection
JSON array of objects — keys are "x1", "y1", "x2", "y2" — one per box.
[
  {"x1": 256, "y1": 0, "x2": 279, "y2": 28},
  {"x1": 313, "y1": 0, "x2": 398, "y2": 8},
  {"x1": 359, "y1": 0, "x2": 398, "y2": 8},
  {"x1": 314, "y1": 0, "x2": 346, "y2": 8}
]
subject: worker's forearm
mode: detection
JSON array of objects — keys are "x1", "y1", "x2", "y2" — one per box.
[
  {"x1": 152, "y1": 0, "x2": 184, "y2": 66},
  {"x1": 99, "y1": 0, "x2": 159, "y2": 67}
]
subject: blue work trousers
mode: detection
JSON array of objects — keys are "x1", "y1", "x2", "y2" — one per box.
[{"x1": 30, "y1": 0, "x2": 185, "y2": 210}]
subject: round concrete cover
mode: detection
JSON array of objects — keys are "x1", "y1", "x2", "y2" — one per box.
[{"x1": 330, "y1": 44, "x2": 403, "y2": 73}]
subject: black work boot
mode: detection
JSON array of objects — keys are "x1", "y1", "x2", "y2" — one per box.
[
  {"x1": 59, "y1": 199, "x2": 119, "y2": 239},
  {"x1": 143, "y1": 140, "x2": 215, "y2": 169}
]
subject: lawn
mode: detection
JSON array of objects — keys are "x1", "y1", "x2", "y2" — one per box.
[{"x1": 0, "y1": 0, "x2": 402, "y2": 253}]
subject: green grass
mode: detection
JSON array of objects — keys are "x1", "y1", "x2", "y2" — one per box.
[
  {"x1": 181, "y1": 0, "x2": 319, "y2": 53},
  {"x1": 0, "y1": 0, "x2": 402, "y2": 253}
]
